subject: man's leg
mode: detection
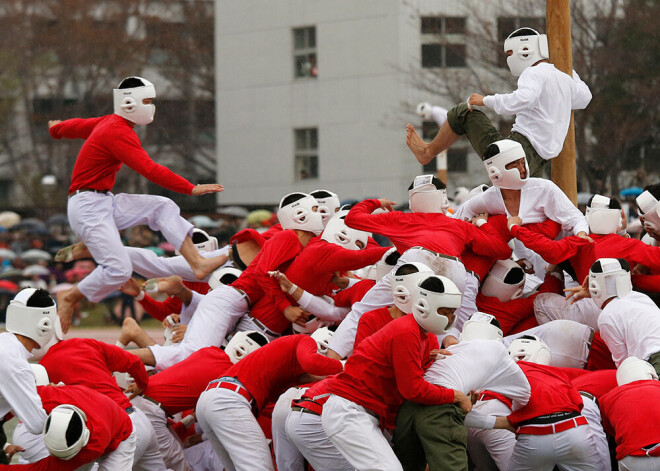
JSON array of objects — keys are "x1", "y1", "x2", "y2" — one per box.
[
  {"x1": 407, "y1": 121, "x2": 461, "y2": 165},
  {"x1": 322, "y1": 395, "x2": 403, "y2": 471},
  {"x1": 579, "y1": 396, "x2": 612, "y2": 471},
  {"x1": 97, "y1": 426, "x2": 137, "y2": 471},
  {"x1": 118, "y1": 317, "x2": 157, "y2": 349},
  {"x1": 466, "y1": 399, "x2": 516, "y2": 471},
  {"x1": 130, "y1": 408, "x2": 168, "y2": 471},
  {"x1": 413, "y1": 402, "x2": 468, "y2": 471},
  {"x1": 392, "y1": 401, "x2": 427, "y2": 471},
  {"x1": 272, "y1": 388, "x2": 306, "y2": 471}
]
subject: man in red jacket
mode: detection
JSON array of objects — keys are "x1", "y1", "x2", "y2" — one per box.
[
  {"x1": 196, "y1": 334, "x2": 342, "y2": 471},
  {"x1": 48, "y1": 76, "x2": 226, "y2": 332},
  {"x1": 0, "y1": 384, "x2": 135, "y2": 471},
  {"x1": 321, "y1": 275, "x2": 471, "y2": 471}
]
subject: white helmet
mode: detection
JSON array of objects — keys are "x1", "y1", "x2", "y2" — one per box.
[
  {"x1": 480, "y1": 259, "x2": 525, "y2": 303},
  {"x1": 30, "y1": 364, "x2": 50, "y2": 386},
  {"x1": 482, "y1": 140, "x2": 529, "y2": 190},
  {"x1": 460, "y1": 312, "x2": 503, "y2": 342},
  {"x1": 277, "y1": 193, "x2": 324, "y2": 236},
  {"x1": 6, "y1": 288, "x2": 58, "y2": 349},
  {"x1": 642, "y1": 233, "x2": 660, "y2": 247},
  {"x1": 191, "y1": 228, "x2": 219, "y2": 253},
  {"x1": 292, "y1": 315, "x2": 326, "y2": 334},
  {"x1": 636, "y1": 190, "x2": 660, "y2": 233},
  {"x1": 508, "y1": 335, "x2": 552, "y2": 365},
  {"x1": 43, "y1": 405, "x2": 90, "y2": 460},
  {"x1": 391, "y1": 262, "x2": 434, "y2": 313},
  {"x1": 416, "y1": 102, "x2": 433, "y2": 120},
  {"x1": 208, "y1": 266, "x2": 242, "y2": 290},
  {"x1": 585, "y1": 195, "x2": 622, "y2": 235},
  {"x1": 30, "y1": 315, "x2": 64, "y2": 361},
  {"x1": 411, "y1": 275, "x2": 462, "y2": 334},
  {"x1": 503, "y1": 27, "x2": 549, "y2": 77},
  {"x1": 113, "y1": 76, "x2": 156, "y2": 126},
  {"x1": 616, "y1": 356, "x2": 659, "y2": 386},
  {"x1": 224, "y1": 331, "x2": 269, "y2": 364},
  {"x1": 588, "y1": 258, "x2": 632, "y2": 309},
  {"x1": 408, "y1": 175, "x2": 450, "y2": 214},
  {"x1": 311, "y1": 326, "x2": 336, "y2": 354},
  {"x1": 310, "y1": 190, "x2": 341, "y2": 226},
  {"x1": 321, "y1": 210, "x2": 369, "y2": 251}
]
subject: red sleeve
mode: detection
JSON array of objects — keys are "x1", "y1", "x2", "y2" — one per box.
[
  {"x1": 107, "y1": 130, "x2": 194, "y2": 194},
  {"x1": 344, "y1": 199, "x2": 405, "y2": 237},
  {"x1": 138, "y1": 295, "x2": 183, "y2": 322},
  {"x1": 354, "y1": 313, "x2": 377, "y2": 350},
  {"x1": 93, "y1": 340, "x2": 149, "y2": 390},
  {"x1": 322, "y1": 245, "x2": 388, "y2": 273},
  {"x1": 230, "y1": 228, "x2": 266, "y2": 247},
  {"x1": 461, "y1": 219, "x2": 512, "y2": 260},
  {"x1": 295, "y1": 337, "x2": 343, "y2": 376},
  {"x1": 332, "y1": 279, "x2": 375, "y2": 308},
  {"x1": 255, "y1": 232, "x2": 302, "y2": 312},
  {"x1": 510, "y1": 225, "x2": 589, "y2": 264},
  {"x1": 391, "y1": 331, "x2": 454, "y2": 404},
  {"x1": 562, "y1": 367, "x2": 591, "y2": 382},
  {"x1": 611, "y1": 237, "x2": 660, "y2": 273},
  {"x1": 632, "y1": 274, "x2": 660, "y2": 292},
  {"x1": 48, "y1": 117, "x2": 106, "y2": 140},
  {"x1": 0, "y1": 447, "x2": 100, "y2": 471}
]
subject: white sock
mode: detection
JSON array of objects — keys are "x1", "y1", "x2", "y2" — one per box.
[{"x1": 115, "y1": 340, "x2": 126, "y2": 349}]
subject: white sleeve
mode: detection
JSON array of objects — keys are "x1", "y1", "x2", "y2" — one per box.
[
  {"x1": 0, "y1": 369, "x2": 47, "y2": 434},
  {"x1": 545, "y1": 182, "x2": 589, "y2": 234},
  {"x1": 571, "y1": 70, "x2": 592, "y2": 110},
  {"x1": 297, "y1": 291, "x2": 350, "y2": 322},
  {"x1": 597, "y1": 319, "x2": 626, "y2": 367},
  {"x1": 483, "y1": 71, "x2": 542, "y2": 116},
  {"x1": 464, "y1": 409, "x2": 497, "y2": 429},
  {"x1": 454, "y1": 194, "x2": 487, "y2": 221}
]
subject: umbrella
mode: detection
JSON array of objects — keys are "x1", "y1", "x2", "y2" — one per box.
[
  {"x1": 47, "y1": 214, "x2": 69, "y2": 226},
  {"x1": 0, "y1": 269, "x2": 24, "y2": 279},
  {"x1": 0, "y1": 248, "x2": 16, "y2": 260},
  {"x1": 11, "y1": 218, "x2": 46, "y2": 231},
  {"x1": 246, "y1": 209, "x2": 273, "y2": 226},
  {"x1": 22, "y1": 264, "x2": 51, "y2": 277},
  {"x1": 620, "y1": 187, "x2": 643, "y2": 198},
  {"x1": 0, "y1": 280, "x2": 19, "y2": 293},
  {"x1": 21, "y1": 249, "x2": 53, "y2": 262},
  {"x1": 188, "y1": 215, "x2": 220, "y2": 228},
  {"x1": 217, "y1": 206, "x2": 249, "y2": 218},
  {"x1": 0, "y1": 211, "x2": 20, "y2": 229}
]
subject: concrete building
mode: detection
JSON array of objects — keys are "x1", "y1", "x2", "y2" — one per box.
[{"x1": 213, "y1": 0, "x2": 519, "y2": 206}]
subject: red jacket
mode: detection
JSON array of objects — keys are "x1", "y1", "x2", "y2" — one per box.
[{"x1": 49, "y1": 114, "x2": 194, "y2": 194}]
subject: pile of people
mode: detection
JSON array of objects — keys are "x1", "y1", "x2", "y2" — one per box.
[{"x1": 0, "y1": 26, "x2": 659, "y2": 471}]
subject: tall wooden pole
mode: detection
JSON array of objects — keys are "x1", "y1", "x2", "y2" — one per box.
[{"x1": 547, "y1": 0, "x2": 578, "y2": 205}]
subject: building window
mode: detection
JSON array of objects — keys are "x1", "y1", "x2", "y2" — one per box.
[
  {"x1": 293, "y1": 26, "x2": 317, "y2": 79},
  {"x1": 295, "y1": 128, "x2": 318, "y2": 180},
  {"x1": 497, "y1": 17, "x2": 546, "y2": 68},
  {"x1": 420, "y1": 16, "x2": 467, "y2": 68}
]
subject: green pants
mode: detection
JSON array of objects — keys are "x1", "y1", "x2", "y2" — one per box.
[
  {"x1": 648, "y1": 351, "x2": 660, "y2": 378},
  {"x1": 392, "y1": 401, "x2": 468, "y2": 471},
  {"x1": 447, "y1": 102, "x2": 548, "y2": 178}
]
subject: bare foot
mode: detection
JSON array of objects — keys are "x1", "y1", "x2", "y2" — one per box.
[
  {"x1": 56, "y1": 287, "x2": 84, "y2": 334},
  {"x1": 145, "y1": 275, "x2": 185, "y2": 296},
  {"x1": 54, "y1": 242, "x2": 91, "y2": 263},
  {"x1": 406, "y1": 123, "x2": 433, "y2": 164},
  {"x1": 119, "y1": 317, "x2": 156, "y2": 348},
  {"x1": 120, "y1": 278, "x2": 142, "y2": 297},
  {"x1": 190, "y1": 254, "x2": 229, "y2": 280}
]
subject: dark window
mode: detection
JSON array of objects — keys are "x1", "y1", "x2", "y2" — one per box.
[
  {"x1": 293, "y1": 27, "x2": 317, "y2": 79},
  {"x1": 294, "y1": 128, "x2": 319, "y2": 180},
  {"x1": 448, "y1": 148, "x2": 468, "y2": 173},
  {"x1": 420, "y1": 16, "x2": 467, "y2": 69}
]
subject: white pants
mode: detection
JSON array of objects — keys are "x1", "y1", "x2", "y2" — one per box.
[
  {"x1": 503, "y1": 319, "x2": 593, "y2": 368},
  {"x1": 321, "y1": 395, "x2": 402, "y2": 471},
  {"x1": 126, "y1": 246, "x2": 231, "y2": 283},
  {"x1": 580, "y1": 395, "x2": 612, "y2": 471},
  {"x1": 68, "y1": 191, "x2": 193, "y2": 302},
  {"x1": 534, "y1": 293, "x2": 601, "y2": 331},
  {"x1": 619, "y1": 455, "x2": 660, "y2": 471},
  {"x1": 11, "y1": 422, "x2": 50, "y2": 463},
  {"x1": 272, "y1": 387, "x2": 306, "y2": 471},
  {"x1": 132, "y1": 396, "x2": 191, "y2": 471},
  {"x1": 97, "y1": 426, "x2": 137, "y2": 471},
  {"x1": 131, "y1": 407, "x2": 168, "y2": 471},
  {"x1": 467, "y1": 399, "x2": 516, "y2": 471},
  {"x1": 509, "y1": 424, "x2": 602, "y2": 471},
  {"x1": 329, "y1": 247, "x2": 468, "y2": 358},
  {"x1": 286, "y1": 406, "x2": 353, "y2": 471},
  {"x1": 184, "y1": 439, "x2": 227, "y2": 471},
  {"x1": 149, "y1": 286, "x2": 249, "y2": 370},
  {"x1": 196, "y1": 387, "x2": 274, "y2": 471}
]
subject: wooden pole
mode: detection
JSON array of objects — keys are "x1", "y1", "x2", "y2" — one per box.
[{"x1": 547, "y1": 0, "x2": 578, "y2": 205}]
